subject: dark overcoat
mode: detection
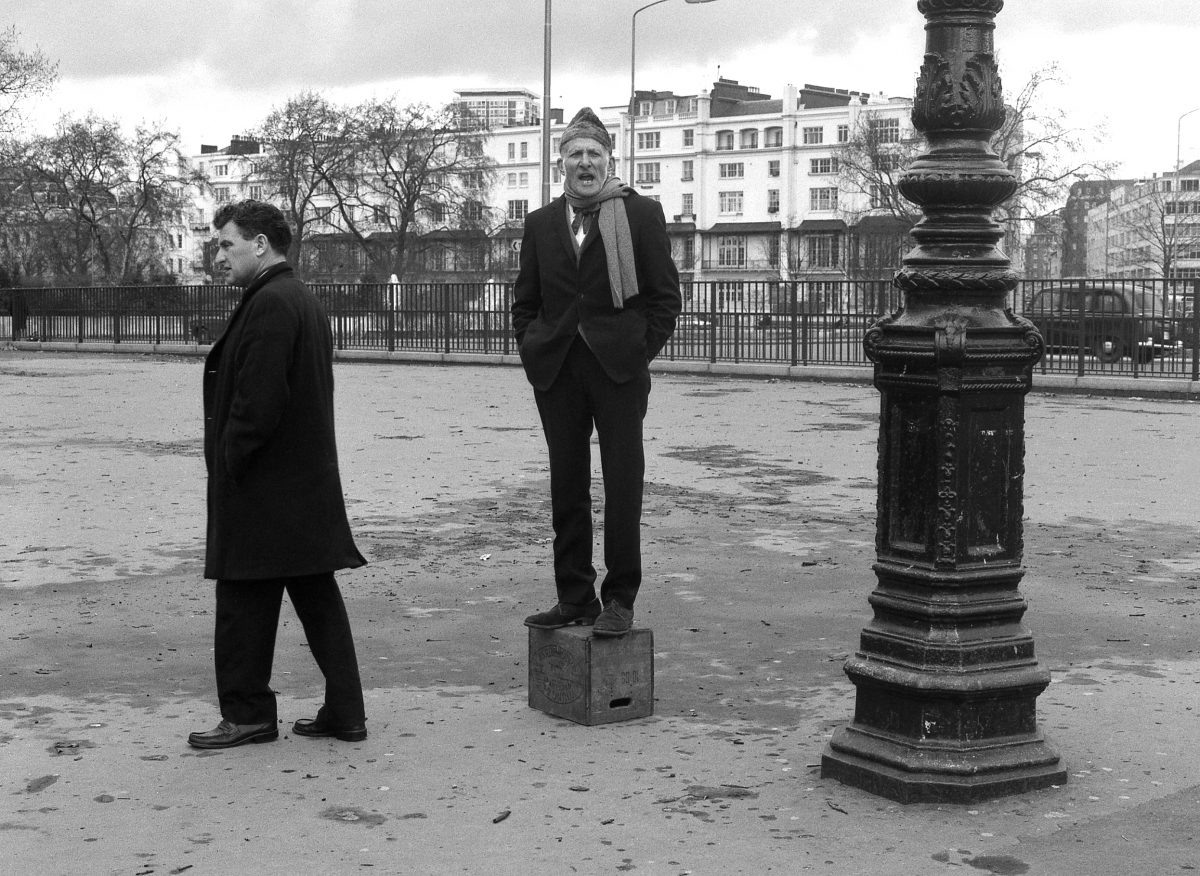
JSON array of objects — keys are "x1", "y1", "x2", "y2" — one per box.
[
  {"x1": 203, "y1": 262, "x2": 365, "y2": 580},
  {"x1": 511, "y1": 191, "x2": 681, "y2": 391}
]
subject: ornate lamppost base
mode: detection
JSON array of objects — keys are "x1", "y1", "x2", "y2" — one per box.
[
  {"x1": 823, "y1": 720, "x2": 1067, "y2": 805},
  {"x1": 820, "y1": 0, "x2": 1066, "y2": 804}
]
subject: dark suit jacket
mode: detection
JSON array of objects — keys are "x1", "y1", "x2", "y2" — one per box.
[
  {"x1": 203, "y1": 262, "x2": 365, "y2": 580},
  {"x1": 511, "y1": 191, "x2": 681, "y2": 391}
]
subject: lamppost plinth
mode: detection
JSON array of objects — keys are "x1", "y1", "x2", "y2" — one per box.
[{"x1": 820, "y1": 0, "x2": 1067, "y2": 804}]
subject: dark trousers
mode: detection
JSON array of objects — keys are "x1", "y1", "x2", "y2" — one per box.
[
  {"x1": 214, "y1": 572, "x2": 365, "y2": 726},
  {"x1": 533, "y1": 337, "x2": 650, "y2": 610}
]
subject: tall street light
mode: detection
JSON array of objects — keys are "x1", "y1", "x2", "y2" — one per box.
[
  {"x1": 1173, "y1": 107, "x2": 1200, "y2": 278},
  {"x1": 541, "y1": 0, "x2": 553, "y2": 207},
  {"x1": 628, "y1": 0, "x2": 717, "y2": 184}
]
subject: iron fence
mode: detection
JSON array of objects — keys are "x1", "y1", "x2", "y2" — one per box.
[{"x1": 6, "y1": 278, "x2": 1200, "y2": 379}]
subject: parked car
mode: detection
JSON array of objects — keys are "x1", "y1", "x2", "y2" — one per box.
[
  {"x1": 677, "y1": 313, "x2": 716, "y2": 330},
  {"x1": 1025, "y1": 282, "x2": 1184, "y2": 364},
  {"x1": 189, "y1": 317, "x2": 228, "y2": 344}
]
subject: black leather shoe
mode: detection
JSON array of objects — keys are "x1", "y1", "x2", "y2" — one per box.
[
  {"x1": 524, "y1": 599, "x2": 602, "y2": 629},
  {"x1": 593, "y1": 602, "x2": 634, "y2": 637},
  {"x1": 187, "y1": 719, "x2": 278, "y2": 749},
  {"x1": 292, "y1": 714, "x2": 367, "y2": 742}
]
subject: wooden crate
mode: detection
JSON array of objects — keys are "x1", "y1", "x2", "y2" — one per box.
[{"x1": 527, "y1": 626, "x2": 654, "y2": 725}]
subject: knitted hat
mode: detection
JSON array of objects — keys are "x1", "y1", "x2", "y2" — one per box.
[{"x1": 560, "y1": 107, "x2": 612, "y2": 152}]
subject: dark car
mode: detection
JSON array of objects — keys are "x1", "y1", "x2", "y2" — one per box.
[
  {"x1": 1025, "y1": 282, "x2": 1184, "y2": 364},
  {"x1": 189, "y1": 317, "x2": 229, "y2": 344}
]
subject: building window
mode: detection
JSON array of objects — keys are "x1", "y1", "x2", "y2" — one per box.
[
  {"x1": 508, "y1": 200, "x2": 528, "y2": 221},
  {"x1": 507, "y1": 241, "x2": 522, "y2": 271},
  {"x1": 764, "y1": 127, "x2": 783, "y2": 148},
  {"x1": 716, "y1": 130, "x2": 734, "y2": 151},
  {"x1": 681, "y1": 193, "x2": 693, "y2": 216},
  {"x1": 680, "y1": 236, "x2": 695, "y2": 268},
  {"x1": 719, "y1": 191, "x2": 743, "y2": 214},
  {"x1": 768, "y1": 160, "x2": 780, "y2": 178},
  {"x1": 768, "y1": 189, "x2": 780, "y2": 213},
  {"x1": 806, "y1": 234, "x2": 839, "y2": 268},
  {"x1": 507, "y1": 172, "x2": 518, "y2": 187},
  {"x1": 373, "y1": 205, "x2": 390, "y2": 223},
  {"x1": 718, "y1": 235, "x2": 746, "y2": 268},
  {"x1": 552, "y1": 166, "x2": 562, "y2": 183},
  {"x1": 430, "y1": 203, "x2": 445, "y2": 223},
  {"x1": 768, "y1": 236, "x2": 780, "y2": 267},
  {"x1": 870, "y1": 117, "x2": 901, "y2": 143},
  {"x1": 1183, "y1": 179, "x2": 1200, "y2": 192},
  {"x1": 837, "y1": 124, "x2": 850, "y2": 143},
  {"x1": 214, "y1": 164, "x2": 228, "y2": 177},
  {"x1": 215, "y1": 187, "x2": 230, "y2": 204},
  {"x1": 507, "y1": 143, "x2": 515, "y2": 161},
  {"x1": 636, "y1": 162, "x2": 661, "y2": 184},
  {"x1": 719, "y1": 162, "x2": 744, "y2": 179},
  {"x1": 519, "y1": 171, "x2": 529, "y2": 187},
  {"x1": 681, "y1": 159, "x2": 694, "y2": 181},
  {"x1": 638, "y1": 100, "x2": 654, "y2": 116},
  {"x1": 520, "y1": 141, "x2": 529, "y2": 159},
  {"x1": 810, "y1": 187, "x2": 838, "y2": 211},
  {"x1": 716, "y1": 280, "x2": 745, "y2": 310},
  {"x1": 464, "y1": 200, "x2": 485, "y2": 222},
  {"x1": 870, "y1": 184, "x2": 899, "y2": 209},
  {"x1": 803, "y1": 126, "x2": 824, "y2": 145},
  {"x1": 664, "y1": 99, "x2": 676, "y2": 114},
  {"x1": 249, "y1": 184, "x2": 263, "y2": 200},
  {"x1": 740, "y1": 129, "x2": 758, "y2": 149},
  {"x1": 810, "y1": 157, "x2": 838, "y2": 175},
  {"x1": 637, "y1": 131, "x2": 660, "y2": 150},
  {"x1": 682, "y1": 128, "x2": 694, "y2": 148}
]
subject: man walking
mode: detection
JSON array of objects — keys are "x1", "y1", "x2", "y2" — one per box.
[
  {"x1": 512, "y1": 107, "x2": 681, "y2": 637},
  {"x1": 188, "y1": 200, "x2": 368, "y2": 749}
]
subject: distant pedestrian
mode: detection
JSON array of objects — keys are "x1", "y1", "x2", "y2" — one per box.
[
  {"x1": 188, "y1": 200, "x2": 368, "y2": 749},
  {"x1": 512, "y1": 107, "x2": 681, "y2": 637}
]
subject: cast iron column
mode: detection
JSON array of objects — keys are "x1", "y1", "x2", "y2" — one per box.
[{"x1": 820, "y1": 0, "x2": 1067, "y2": 803}]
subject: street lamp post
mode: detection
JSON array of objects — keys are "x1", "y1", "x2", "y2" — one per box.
[
  {"x1": 628, "y1": 0, "x2": 717, "y2": 184},
  {"x1": 1172, "y1": 107, "x2": 1200, "y2": 278},
  {"x1": 820, "y1": 0, "x2": 1066, "y2": 804},
  {"x1": 541, "y1": 0, "x2": 552, "y2": 207}
]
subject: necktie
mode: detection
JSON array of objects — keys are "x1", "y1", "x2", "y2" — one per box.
[{"x1": 571, "y1": 208, "x2": 594, "y2": 236}]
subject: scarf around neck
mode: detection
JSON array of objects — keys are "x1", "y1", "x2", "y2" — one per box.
[{"x1": 563, "y1": 176, "x2": 639, "y2": 309}]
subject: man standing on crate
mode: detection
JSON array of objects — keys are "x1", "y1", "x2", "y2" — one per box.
[
  {"x1": 188, "y1": 199, "x2": 369, "y2": 749},
  {"x1": 512, "y1": 107, "x2": 681, "y2": 637}
]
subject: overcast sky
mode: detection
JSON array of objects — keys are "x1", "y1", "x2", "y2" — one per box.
[{"x1": 9, "y1": 1, "x2": 1200, "y2": 181}]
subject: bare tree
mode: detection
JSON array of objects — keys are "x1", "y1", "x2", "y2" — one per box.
[
  {"x1": 836, "y1": 64, "x2": 1109, "y2": 274},
  {"x1": 0, "y1": 26, "x2": 57, "y2": 136},
  {"x1": 318, "y1": 98, "x2": 496, "y2": 281},
  {"x1": 249, "y1": 91, "x2": 355, "y2": 268},
  {"x1": 991, "y1": 64, "x2": 1112, "y2": 229},
  {"x1": 10, "y1": 115, "x2": 192, "y2": 283}
]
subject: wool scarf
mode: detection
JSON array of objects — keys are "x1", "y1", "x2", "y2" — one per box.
[{"x1": 564, "y1": 176, "x2": 639, "y2": 310}]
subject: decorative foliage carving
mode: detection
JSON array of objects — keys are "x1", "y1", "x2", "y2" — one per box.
[
  {"x1": 913, "y1": 52, "x2": 1006, "y2": 134},
  {"x1": 895, "y1": 268, "x2": 1017, "y2": 293},
  {"x1": 934, "y1": 397, "x2": 959, "y2": 567},
  {"x1": 917, "y1": 0, "x2": 1004, "y2": 14}
]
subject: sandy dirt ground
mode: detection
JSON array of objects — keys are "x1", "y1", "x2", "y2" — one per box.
[{"x1": 1, "y1": 350, "x2": 1199, "y2": 875}]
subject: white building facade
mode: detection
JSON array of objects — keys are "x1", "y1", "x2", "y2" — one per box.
[
  {"x1": 480, "y1": 78, "x2": 916, "y2": 314},
  {"x1": 1084, "y1": 161, "x2": 1200, "y2": 280}
]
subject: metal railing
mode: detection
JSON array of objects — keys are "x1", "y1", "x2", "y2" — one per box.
[{"x1": 5, "y1": 278, "x2": 1200, "y2": 379}]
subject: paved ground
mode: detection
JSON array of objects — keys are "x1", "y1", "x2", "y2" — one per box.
[{"x1": 2, "y1": 349, "x2": 1199, "y2": 876}]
